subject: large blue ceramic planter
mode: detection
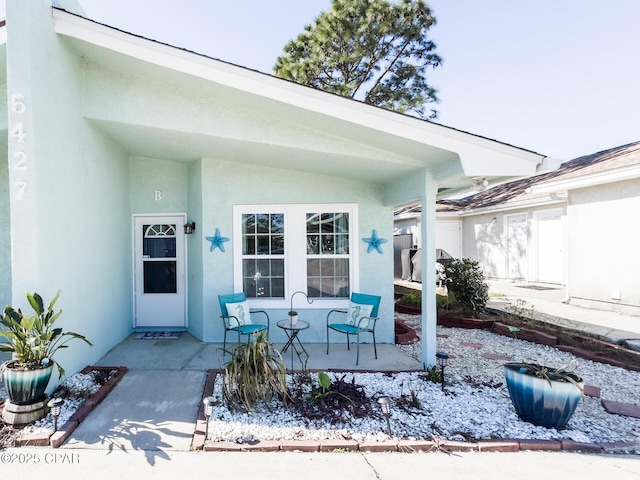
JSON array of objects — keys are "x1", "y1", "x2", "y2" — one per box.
[
  {"x1": 504, "y1": 362, "x2": 583, "y2": 429},
  {"x1": 3, "y1": 362, "x2": 54, "y2": 405}
]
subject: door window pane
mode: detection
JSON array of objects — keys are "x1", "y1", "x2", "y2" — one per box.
[
  {"x1": 143, "y1": 224, "x2": 177, "y2": 293},
  {"x1": 144, "y1": 261, "x2": 177, "y2": 293},
  {"x1": 143, "y1": 224, "x2": 176, "y2": 258}
]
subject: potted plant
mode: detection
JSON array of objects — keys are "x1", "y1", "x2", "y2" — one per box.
[
  {"x1": 0, "y1": 291, "x2": 93, "y2": 406},
  {"x1": 288, "y1": 310, "x2": 298, "y2": 325},
  {"x1": 503, "y1": 361, "x2": 584, "y2": 429}
]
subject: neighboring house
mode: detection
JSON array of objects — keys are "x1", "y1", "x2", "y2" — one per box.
[
  {"x1": 396, "y1": 141, "x2": 640, "y2": 316},
  {"x1": 1, "y1": 0, "x2": 548, "y2": 377}
]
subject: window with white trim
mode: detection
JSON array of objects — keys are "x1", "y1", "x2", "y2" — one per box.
[{"x1": 233, "y1": 204, "x2": 358, "y2": 306}]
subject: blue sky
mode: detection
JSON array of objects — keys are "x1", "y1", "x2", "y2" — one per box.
[{"x1": 7, "y1": 1, "x2": 640, "y2": 161}]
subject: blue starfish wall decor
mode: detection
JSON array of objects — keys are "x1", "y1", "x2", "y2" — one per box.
[
  {"x1": 362, "y1": 229, "x2": 387, "y2": 254},
  {"x1": 206, "y1": 228, "x2": 230, "y2": 252}
]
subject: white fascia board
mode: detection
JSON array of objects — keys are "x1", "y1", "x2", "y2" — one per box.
[
  {"x1": 53, "y1": 10, "x2": 545, "y2": 172},
  {"x1": 452, "y1": 196, "x2": 566, "y2": 217},
  {"x1": 528, "y1": 164, "x2": 640, "y2": 194},
  {"x1": 394, "y1": 211, "x2": 421, "y2": 221}
]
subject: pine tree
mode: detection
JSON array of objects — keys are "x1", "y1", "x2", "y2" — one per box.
[{"x1": 274, "y1": 0, "x2": 442, "y2": 119}]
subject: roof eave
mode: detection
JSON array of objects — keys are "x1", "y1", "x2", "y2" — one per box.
[{"x1": 529, "y1": 164, "x2": 640, "y2": 194}]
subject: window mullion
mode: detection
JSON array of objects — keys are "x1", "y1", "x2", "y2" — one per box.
[{"x1": 286, "y1": 209, "x2": 308, "y2": 298}]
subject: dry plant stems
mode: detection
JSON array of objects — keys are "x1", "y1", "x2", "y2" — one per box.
[
  {"x1": 509, "y1": 360, "x2": 583, "y2": 390},
  {"x1": 221, "y1": 332, "x2": 288, "y2": 412},
  {"x1": 507, "y1": 298, "x2": 535, "y2": 324}
]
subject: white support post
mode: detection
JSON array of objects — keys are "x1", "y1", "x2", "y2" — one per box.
[{"x1": 420, "y1": 173, "x2": 438, "y2": 368}]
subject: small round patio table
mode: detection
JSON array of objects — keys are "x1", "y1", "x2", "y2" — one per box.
[{"x1": 277, "y1": 319, "x2": 310, "y2": 369}]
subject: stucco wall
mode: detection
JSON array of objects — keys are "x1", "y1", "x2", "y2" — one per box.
[
  {"x1": 129, "y1": 156, "x2": 188, "y2": 214},
  {"x1": 0, "y1": 136, "x2": 10, "y2": 307},
  {"x1": 5, "y1": 0, "x2": 133, "y2": 385},
  {"x1": 199, "y1": 159, "x2": 394, "y2": 345},
  {"x1": 462, "y1": 213, "x2": 509, "y2": 278},
  {"x1": 567, "y1": 179, "x2": 640, "y2": 314}
]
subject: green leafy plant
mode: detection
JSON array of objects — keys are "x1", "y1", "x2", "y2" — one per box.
[
  {"x1": 221, "y1": 332, "x2": 288, "y2": 412},
  {"x1": 442, "y1": 258, "x2": 489, "y2": 316},
  {"x1": 0, "y1": 291, "x2": 93, "y2": 379},
  {"x1": 287, "y1": 310, "x2": 298, "y2": 316},
  {"x1": 420, "y1": 365, "x2": 443, "y2": 385},
  {"x1": 400, "y1": 292, "x2": 421, "y2": 306},
  {"x1": 309, "y1": 371, "x2": 346, "y2": 405},
  {"x1": 435, "y1": 291, "x2": 456, "y2": 310}
]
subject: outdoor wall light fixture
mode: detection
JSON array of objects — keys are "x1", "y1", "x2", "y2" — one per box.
[
  {"x1": 377, "y1": 396, "x2": 393, "y2": 436},
  {"x1": 472, "y1": 177, "x2": 489, "y2": 191},
  {"x1": 184, "y1": 222, "x2": 196, "y2": 234},
  {"x1": 47, "y1": 397, "x2": 64, "y2": 432},
  {"x1": 436, "y1": 351, "x2": 449, "y2": 391},
  {"x1": 202, "y1": 396, "x2": 216, "y2": 440}
]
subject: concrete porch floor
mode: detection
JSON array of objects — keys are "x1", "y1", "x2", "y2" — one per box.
[{"x1": 93, "y1": 333, "x2": 422, "y2": 373}]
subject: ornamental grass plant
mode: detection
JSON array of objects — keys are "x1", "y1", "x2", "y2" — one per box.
[{"x1": 220, "y1": 332, "x2": 289, "y2": 412}]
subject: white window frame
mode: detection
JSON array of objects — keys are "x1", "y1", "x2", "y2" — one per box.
[{"x1": 233, "y1": 203, "x2": 359, "y2": 309}]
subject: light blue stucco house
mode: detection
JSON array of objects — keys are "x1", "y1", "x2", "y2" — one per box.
[{"x1": 0, "y1": 0, "x2": 550, "y2": 382}]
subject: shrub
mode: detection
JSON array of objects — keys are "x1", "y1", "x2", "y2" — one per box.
[{"x1": 442, "y1": 258, "x2": 489, "y2": 316}]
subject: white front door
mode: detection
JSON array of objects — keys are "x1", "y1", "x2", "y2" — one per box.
[
  {"x1": 536, "y1": 209, "x2": 563, "y2": 284},
  {"x1": 507, "y1": 214, "x2": 528, "y2": 280},
  {"x1": 133, "y1": 215, "x2": 187, "y2": 328}
]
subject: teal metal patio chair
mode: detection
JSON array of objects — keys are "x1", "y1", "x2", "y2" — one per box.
[
  {"x1": 326, "y1": 292, "x2": 381, "y2": 365},
  {"x1": 218, "y1": 293, "x2": 270, "y2": 352}
]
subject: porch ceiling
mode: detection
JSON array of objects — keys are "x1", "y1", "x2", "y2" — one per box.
[{"x1": 87, "y1": 118, "x2": 444, "y2": 185}]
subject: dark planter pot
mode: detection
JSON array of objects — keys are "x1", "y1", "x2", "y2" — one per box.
[
  {"x1": 3, "y1": 362, "x2": 54, "y2": 405},
  {"x1": 503, "y1": 362, "x2": 583, "y2": 429}
]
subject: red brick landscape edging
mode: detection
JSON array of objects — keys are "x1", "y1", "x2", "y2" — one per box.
[{"x1": 12, "y1": 366, "x2": 128, "y2": 448}]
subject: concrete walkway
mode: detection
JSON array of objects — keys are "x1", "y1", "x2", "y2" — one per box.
[{"x1": 486, "y1": 279, "x2": 640, "y2": 349}]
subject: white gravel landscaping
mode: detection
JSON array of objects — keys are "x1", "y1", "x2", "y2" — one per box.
[
  {"x1": 206, "y1": 319, "x2": 640, "y2": 452},
  {"x1": 0, "y1": 370, "x2": 106, "y2": 438}
]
